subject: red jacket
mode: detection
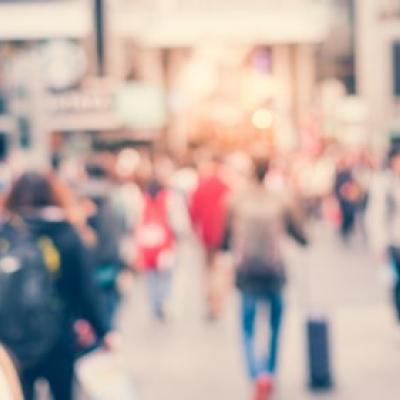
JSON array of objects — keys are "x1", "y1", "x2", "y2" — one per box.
[
  {"x1": 190, "y1": 174, "x2": 229, "y2": 250},
  {"x1": 135, "y1": 190, "x2": 175, "y2": 270}
]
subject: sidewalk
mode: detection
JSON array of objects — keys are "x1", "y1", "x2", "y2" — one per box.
[{"x1": 118, "y1": 223, "x2": 400, "y2": 400}]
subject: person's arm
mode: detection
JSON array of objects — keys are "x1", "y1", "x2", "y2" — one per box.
[
  {"x1": 68, "y1": 231, "x2": 111, "y2": 339},
  {"x1": 284, "y1": 196, "x2": 309, "y2": 247},
  {"x1": 188, "y1": 186, "x2": 201, "y2": 228},
  {"x1": 95, "y1": 200, "x2": 122, "y2": 267},
  {"x1": 220, "y1": 193, "x2": 235, "y2": 252}
]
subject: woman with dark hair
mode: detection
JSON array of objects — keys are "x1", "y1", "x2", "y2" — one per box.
[
  {"x1": 4, "y1": 172, "x2": 62, "y2": 212},
  {"x1": 1, "y1": 172, "x2": 114, "y2": 400}
]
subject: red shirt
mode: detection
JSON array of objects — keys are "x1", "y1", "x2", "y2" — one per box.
[{"x1": 190, "y1": 174, "x2": 229, "y2": 250}]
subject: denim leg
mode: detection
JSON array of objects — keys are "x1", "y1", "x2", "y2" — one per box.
[
  {"x1": 241, "y1": 293, "x2": 258, "y2": 380},
  {"x1": 158, "y1": 270, "x2": 172, "y2": 310},
  {"x1": 266, "y1": 292, "x2": 284, "y2": 375},
  {"x1": 147, "y1": 270, "x2": 172, "y2": 318},
  {"x1": 146, "y1": 270, "x2": 160, "y2": 316},
  {"x1": 389, "y1": 248, "x2": 400, "y2": 321}
]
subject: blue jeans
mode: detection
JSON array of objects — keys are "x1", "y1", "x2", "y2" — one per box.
[
  {"x1": 241, "y1": 291, "x2": 284, "y2": 380},
  {"x1": 146, "y1": 270, "x2": 172, "y2": 318},
  {"x1": 389, "y1": 247, "x2": 400, "y2": 321}
]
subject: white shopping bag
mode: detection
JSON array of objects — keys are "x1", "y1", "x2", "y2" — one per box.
[
  {"x1": 0, "y1": 346, "x2": 23, "y2": 400},
  {"x1": 76, "y1": 350, "x2": 138, "y2": 400}
]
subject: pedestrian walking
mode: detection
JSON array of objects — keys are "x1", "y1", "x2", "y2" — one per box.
[
  {"x1": 334, "y1": 154, "x2": 365, "y2": 242},
  {"x1": 226, "y1": 158, "x2": 308, "y2": 398},
  {"x1": 190, "y1": 155, "x2": 230, "y2": 319},
  {"x1": 134, "y1": 157, "x2": 190, "y2": 320},
  {"x1": 0, "y1": 172, "x2": 116, "y2": 400}
]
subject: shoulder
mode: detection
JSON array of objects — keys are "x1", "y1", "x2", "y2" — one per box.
[{"x1": 41, "y1": 219, "x2": 83, "y2": 250}]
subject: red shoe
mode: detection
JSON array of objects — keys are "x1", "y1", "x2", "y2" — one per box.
[{"x1": 253, "y1": 374, "x2": 274, "y2": 400}]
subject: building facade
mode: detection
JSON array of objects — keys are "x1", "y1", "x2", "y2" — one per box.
[{"x1": 355, "y1": 0, "x2": 400, "y2": 146}]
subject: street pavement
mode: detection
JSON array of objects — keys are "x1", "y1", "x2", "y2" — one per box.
[{"x1": 117, "y1": 221, "x2": 400, "y2": 400}]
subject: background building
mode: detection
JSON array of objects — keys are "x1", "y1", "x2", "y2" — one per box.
[{"x1": 355, "y1": 0, "x2": 400, "y2": 146}]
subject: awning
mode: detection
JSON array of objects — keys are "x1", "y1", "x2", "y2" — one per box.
[
  {"x1": 113, "y1": 2, "x2": 332, "y2": 46},
  {"x1": 0, "y1": 1, "x2": 91, "y2": 40}
]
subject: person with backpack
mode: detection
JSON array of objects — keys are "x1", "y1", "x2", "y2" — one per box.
[
  {"x1": 226, "y1": 159, "x2": 308, "y2": 399},
  {"x1": 0, "y1": 172, "x2": 115, "y2": 400},
  {"x1": 334, "y1": 153, "x2": 365, "y2": 243},
  {"x1": 134, "y1": 157, "x2": 190, "y2": 321}
]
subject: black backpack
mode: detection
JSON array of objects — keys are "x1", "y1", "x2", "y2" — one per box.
[{"x1": 0, "y1": 223, "x2": 63, "y2": 369}]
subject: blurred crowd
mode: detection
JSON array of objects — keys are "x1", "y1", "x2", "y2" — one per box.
[{"x1": 0, "y1": 137, "x2": 399, "y2": 400}]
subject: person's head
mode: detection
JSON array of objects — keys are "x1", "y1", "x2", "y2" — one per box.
[
  {"x1": 253, "y1": 158, "x2": 270, "y2": 184},
  {"x1": 4, "y1": 172, "x2": 62, "y2": 214},
  {"x1": 196, "y1": 150, "x2": 223, "y2": 176}
]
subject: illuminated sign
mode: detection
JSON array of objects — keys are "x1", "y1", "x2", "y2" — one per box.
[
  {"x1": 114, "y1": 82, "x2": 167, "y2": 130},
  {"x1": 47, "y1": 91, "x2": 112, "y2": 114}
]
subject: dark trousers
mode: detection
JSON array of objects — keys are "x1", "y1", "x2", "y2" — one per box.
[
  {"x1": 389, "y1": 247, "x2": 400, "y2": 321},
  {"x1": 340, "y1": 205, "x2": 356, "y2": 238},
  {"x1": 21, "y1": 345, "x2": 75, "y2": 400}
]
